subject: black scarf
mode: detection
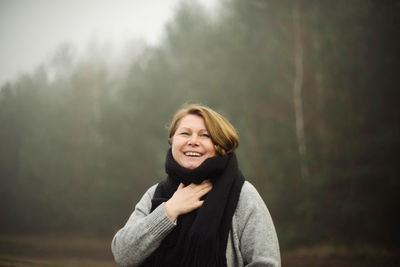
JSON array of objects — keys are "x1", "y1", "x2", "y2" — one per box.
[{"x1": 141, "y1": 148, "x2": 245, "y2": 267}]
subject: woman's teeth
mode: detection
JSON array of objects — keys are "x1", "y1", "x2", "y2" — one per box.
[{"x1": 184, "y1": 152, "x2": 201, "y2": 157}]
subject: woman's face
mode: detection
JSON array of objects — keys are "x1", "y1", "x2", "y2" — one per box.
[{"x1": 171, "y1": 114, "x2": 217, "y2": 169}]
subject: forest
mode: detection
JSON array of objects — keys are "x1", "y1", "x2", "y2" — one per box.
[{"x1": 1, "y1": 0, "x2": 399, "y2": 265}]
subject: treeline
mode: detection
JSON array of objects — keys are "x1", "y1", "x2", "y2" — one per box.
[{"x1": 1, "y1": 0, "x2": 399, "y2": 249}]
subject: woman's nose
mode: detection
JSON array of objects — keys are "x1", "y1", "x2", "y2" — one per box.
[{"x1": 188, "y1": 134, "x2": 199, "y2": 145}]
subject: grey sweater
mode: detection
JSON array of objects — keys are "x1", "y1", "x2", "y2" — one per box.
[{"x1": 111, "y1": 181, "x2": 281, "y2": 267}]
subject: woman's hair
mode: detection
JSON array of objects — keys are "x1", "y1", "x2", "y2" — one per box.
[{"x1": 168, "y1": 104, "x2": 239, "y2": 155}]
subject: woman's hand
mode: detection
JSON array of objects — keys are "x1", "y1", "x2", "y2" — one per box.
[{"x1": 165, "y1": 180, "x2": 212, "y2": 222}]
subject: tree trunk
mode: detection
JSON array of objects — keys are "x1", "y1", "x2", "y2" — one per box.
[{"x1": 292, "y1": 1, "x2": 309, "y2": 180}]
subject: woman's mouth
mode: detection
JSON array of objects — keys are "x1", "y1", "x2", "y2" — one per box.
[{"x1": 184, "y1": 152, "x2": 202, "y2": 157}]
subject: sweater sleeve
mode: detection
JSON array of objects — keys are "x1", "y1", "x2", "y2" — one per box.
[
  {"x1": 236, "y1": 182, "x2": 281, "y2": 267},
  {"x1": 111, "y1": 184, "x2": 177, "y2": 267}
]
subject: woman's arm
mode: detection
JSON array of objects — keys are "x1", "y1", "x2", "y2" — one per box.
[
  {"x1": 111, "y1": 185, "x2": 176, "y2": 266},
  {"x1": 237, "y1": 182, "x2": 281, "y2": 267}
]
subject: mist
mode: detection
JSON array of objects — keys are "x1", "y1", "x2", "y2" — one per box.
[{"x1": 0, "y1": 0, "x2": 399, "y2": 266}]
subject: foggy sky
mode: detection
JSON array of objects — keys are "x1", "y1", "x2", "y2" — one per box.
[{"x1": 0, "y1": 0, "x2": 218, "y2": 86}]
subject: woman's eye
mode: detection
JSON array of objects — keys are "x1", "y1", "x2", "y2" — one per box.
[
  {"x1": 180, "y1": 132, "x2": 190, "y2": 136},
  {"x1": 201, "y1": 134, "x2": 210, "y2": 138}
]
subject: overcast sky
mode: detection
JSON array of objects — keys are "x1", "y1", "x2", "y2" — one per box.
[{"x1": 0, "y1": 0, "x2": 218, "y2": 86}]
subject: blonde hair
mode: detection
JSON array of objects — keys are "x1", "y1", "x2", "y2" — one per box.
[{"x1": 168, "y1": 104, "x2": 239, "y2": 155}]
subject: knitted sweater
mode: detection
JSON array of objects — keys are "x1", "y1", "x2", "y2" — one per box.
[{"x1": 111, "y1": 181, "x2": 281, "y2": 267}]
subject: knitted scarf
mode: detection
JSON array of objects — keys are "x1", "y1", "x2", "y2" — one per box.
[{"x1": 141, "y1": 148, "x2": 245, "y2": 267}]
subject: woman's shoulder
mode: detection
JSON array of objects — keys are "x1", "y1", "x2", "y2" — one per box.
[
  {"x1": 135, "y1": 184, "x2": 159, "y2": 206},
  {"x1": 145, "y1": 184, "x2": 158, "y2": 198},
  {"x1": 236, "y1": 180, "x2": 269, "y2": 215},
  {"x1": 239, "y1": 181, "x2": 263, "y2": 202},
  {"x1": 241, "y1": 180, "x2": 258, "y2": 193}
]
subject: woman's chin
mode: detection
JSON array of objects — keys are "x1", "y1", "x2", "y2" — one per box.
[
  {"x1": 181, "y1": 158, "x2": 204, "y2": 169},
  {"x1": 183, "y1": 163, "x2": 199, "y2": 169}
]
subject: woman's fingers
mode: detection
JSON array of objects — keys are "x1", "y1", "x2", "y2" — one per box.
[
  {"x1": 187, "y1": 180, "x2": 212, "y2": 193},
  {"x1": 198, "y1": 183, "x2": 213, "y2": 197},
  {"x1": 193, "y1": 181, "x2": 212, "y2": 199},
  {"x1": 177, "y1": 182, "x2": 184, "y2": 191},
  {"x1": 195, "y1": 200, "x2": 205, "y2": 209},
  {"x1": 165, "y1": 180, "x2": 213, "y2": 221},
  {"x1": 184, "y1": 182, "x2": 212, "y2": 208}
]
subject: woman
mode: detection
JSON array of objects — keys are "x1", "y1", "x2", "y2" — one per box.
[{"x1": 111, "y1": 104, "x2": 281, "y2": 267}]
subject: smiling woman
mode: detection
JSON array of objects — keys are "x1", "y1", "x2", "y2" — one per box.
[
  {"x1": 168, "y1": 105, "x2": 239, "y2": 156},
  {"x1": 111, "y1": 104, "x2": 281, "y2": 267},
  {"x1": 171, "y1": 114, "x2": 217, "y2": 169}
]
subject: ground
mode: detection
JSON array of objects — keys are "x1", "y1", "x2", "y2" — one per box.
[{"x1": 0, "y1": 234, "x2": 398, "y2": 266}]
